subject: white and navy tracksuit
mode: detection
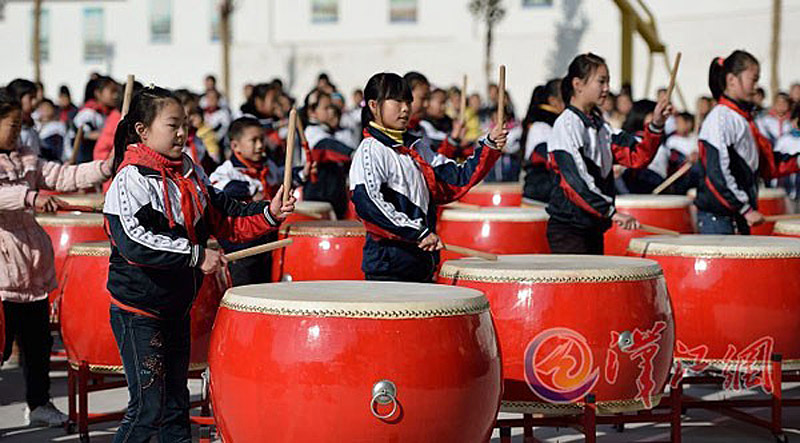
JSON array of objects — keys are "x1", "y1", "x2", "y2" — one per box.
[
  {"x1": 696, "y1": 97, "x2": 800, "y2": 233},
  {"x1": 349, "y1": 125, "x2": 501, "y2": 282},
  {"x1": 546, "y1": 106, "x2": 663, "y2": 253},
  {"x1": 523, "y1": 106, "x2": 559, "y2": 202},
  {"x1": 304, "y1": 122, "x2": 354, "y2": 218}
]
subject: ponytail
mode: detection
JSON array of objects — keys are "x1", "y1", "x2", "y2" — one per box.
[
  {"x1": 708, "y1": 50, "x2": 759, "y2": 100},
  {"x1": 561, "y1": 53, "x2": 606, "y2": 103}
]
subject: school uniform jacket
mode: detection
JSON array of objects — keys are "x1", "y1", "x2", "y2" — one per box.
[
  {"x1": 304, "y1": 123, "x2": 354, "y2": 218},
  {"x1": 547, "y1": 106, "x2": 664, "y2": 230},
  {"x1": 104, "y1": 154, "x2": 279, "y2": 318},
  {"x1": 697, "y1": 98, "x2": 800, "y2": 217},
  {"x1": 523, "y1": 107, "x2": 558, "y2": 202}
]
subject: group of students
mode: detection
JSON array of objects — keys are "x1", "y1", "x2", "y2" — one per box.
[{"x1": 1, "y1": 47, "x2": 799, "y2": 441}]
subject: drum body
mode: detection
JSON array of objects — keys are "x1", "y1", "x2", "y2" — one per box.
[
  {"x1": 438, "y1": 255, "x2": 675, "y2": 415},
  {"x1": 41, "y1": 191, "x2": 105, "y2": 213},
  {"x1": 628, "y1": 235, "x2": 800, "y2": 370},
  {"x1": 272, "y1": 221, "x2": 366, "y2": 281},
  {"x1": 605, "y1": 195, "x2": 694, "y2": 255},
  {"x1": 283, "y1": 200, "x2": 335, "y2": 225},
  {"x1": 438, "y1": 207, "x2": 549, "y2": 262},
  {"x1": 209, "y1": 282, "x2": 502, "y2": 443},
  {"x1": 753, "y1": 188, "x2": 789, "y2": 235},
  {"x1": 59, "y1": 242, "x2": 226, "y2": 372},
  {"x1": 773, "y1": 219, "x2": 800, "y2": 238},
  {"x1": 459, "y1": 183, "x2": 522, "y2": 207}
]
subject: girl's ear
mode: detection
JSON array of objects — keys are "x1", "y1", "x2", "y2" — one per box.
[
  {"x1": 134, "y1": 122, "x2": 147, "y2": 140},
  {"x1": 368, "y1": 99, "x2": 379, "y2": 117},
  {"x1": 572, "y1": 76, "x2": 583, "y2": 97},
  {"x1": 725, "y1": 72, "x2": 738, "y2": 91}
]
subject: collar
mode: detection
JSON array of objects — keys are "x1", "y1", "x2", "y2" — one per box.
[
  {"x1": 567, "y1": 105, "x2": 604, "y2": 129},
  {"x1": 364, "y1": 123, "x2": 419, "y2": 148},
  {"x1": 232, "y1": 150, "x2": 266, "y2": 171},
  {"x1": 369, "y1": 121, "x2": 406, "y2": 145},
  {"x1": 719, "y1": 95, "x2": 755, "y2": 120},
  {"x1": 530, "y1": 105, "x2": 560, "y2": 126},
  {"x1": 117, "y1": 143, "x2": 188, "y2": 175}
]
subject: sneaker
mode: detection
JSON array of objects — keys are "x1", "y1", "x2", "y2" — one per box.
[{"x1": 25, "y1": 402, "x2": 68, "y2": 427}]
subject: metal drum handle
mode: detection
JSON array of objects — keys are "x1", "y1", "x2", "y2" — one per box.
[{"x1": 370, "y1": 380, "x2": 398, "y2": 420}]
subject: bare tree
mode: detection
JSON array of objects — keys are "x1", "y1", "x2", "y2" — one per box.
[
  {"x1": 219, "y1": 0, "x2": 234, "y2": 99},
  {"x1": 469, "y1": 0, "x2": 506, "y2": 90},
  {"x1": 547, "y1": 0, "x2": 589, "y2": 79}
]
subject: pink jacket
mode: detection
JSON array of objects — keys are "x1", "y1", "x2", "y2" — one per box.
[{"x1": 0, "y1": 145, "x2": 111, "y2": 303}]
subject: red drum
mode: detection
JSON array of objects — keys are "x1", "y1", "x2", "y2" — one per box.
[
  {"x1": 773, "y1": 219, "x2": 800, "y2": 238},
  {"x1": 438, "y1": 207, "x2": 550, "y2": 262},
  {"x1": 283, "y1": 200, "x2": 335, "y2": 225},
  {"x1": 459, "y1": 182, "x2": 523, "y2": 207},
  {"x1": 59, "y1": 241, "x2": 226, "y2": 373},
  {"x1": 53, "y1": 192, "x2": 105, "y2": 213},
  {"x1": 209, "y1": 282, "x2": 501, "y2": 442},
  {"x1": 439, "y1": 255, "x2": 675, "y2": 415},
  {"x1": 605, "y1": 195, "x2": 694, "y2": 255},
  {"x1": 753, "y1": 187, "x2": 789, "y2": 235},
  {"x1": 521, "y1": 197, "x2": 547, "y2": 209},
  {"x1": 272, "y1": 221, "x2": 366, "y2": 281},
  {"x1": 628, "y1": 235, "x2": 800, "y2": 371}
]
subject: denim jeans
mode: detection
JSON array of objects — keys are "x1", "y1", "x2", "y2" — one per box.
[
  {"x1": 697, "y1": 211, "x2": 750, "y2": 235},
  {"x1": 110, "y1": 305, "x2": 191, "y2": 443}
]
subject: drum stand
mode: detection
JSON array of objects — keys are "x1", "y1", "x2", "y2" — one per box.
[
  {"x1": 65, "y1": 361, "x2": 215, "y2": 443},
  {"x1": 495, "y1": 386, "x2": 683, "y2": 443}
]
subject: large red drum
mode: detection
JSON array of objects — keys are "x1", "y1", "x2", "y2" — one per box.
[
  {"x1": 459, "y1": 182, "x2": 522, "y2": 207},
  {"x1": 209, "y1": 281, "x2": 502, "y2": 442},
  {"x1": 605, "y1": 195, "x2": 694, "y2": 255},
  {"x1": 272, "y1": 221, "x2": 366, "y2": 281},
  {"x1": 773, "y1": 219, "x2": 800, "y2": 238},
  {"x1": 753, "y1": 187, "x2": 789, "y2": 235},
  {"x1": 628, "y1": 235, "x2": 800, "y2": 371},
  {"x1": 438, "y1": 207, "x2": 550, "y2": 262},
  {"x1": 59, "y1": 241, "x2": 226, "y2": 373},
  {"x1": 283, "y1": 200, "x2": 335, "y2": 225},
  {"x1": 45, "y1": 192, "x2": 105, "y2": 213},
  {"x1": 438, "y1": 255, "x2": 675, "y2": 415}
]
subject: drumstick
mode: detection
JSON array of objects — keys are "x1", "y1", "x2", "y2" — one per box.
[
  {"x1": 121, "y1": 74, "x2": 135, "y2": 118},
  {"x1": 652, "y1": 161, "x2": 692, "y2": 195},
  {"x1": 764, "y1": 214, "x2": 800, "y2": 222},
  {"x1": 283, "y1": 108, "x2": 298, "y2": 205},
  {"x1": 639, "y1": 224, "x2": 681, "y2": 237},
  {"x1": 665, "y1": 52, "x2": 682, "y2": 103},
  {"x1": 444, "y1": 243, "x2": 498, "y2": 261},
  {"x1": 224, "y1": 239, "x2": 294, "y2": 262},
  {"x1": 496, "y1": 65, "x2": 506, "y2": 129},
  {"x1": 459, "y1": 74, "x2": 468, "y2": 124},
  {"x1": 67, "y1": 126, "x2": 84, "y2": 165}
]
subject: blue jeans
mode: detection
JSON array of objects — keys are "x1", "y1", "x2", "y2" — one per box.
[
  {"x1": 110, "y1": 305, "x2": 191, "y2": 443},
  {"x1": 697, "y1": 211, "x2": 750, "y2": 235}
]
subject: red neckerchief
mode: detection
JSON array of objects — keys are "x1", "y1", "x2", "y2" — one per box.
[
  {"x1": 362, "y1": 127, "x2": 437, "y2": 197},
  {"x1": 186, "y1": 128, "x2": 200, "y2": 164},
  {"x1": 719, "y1": 96, "x2": 775, "y2": 178},
  {"x1": 233, "y1": 150, "x2": 272, "y2": 197},
  {"x1": 117, "y1": 144, "x2": 206, "y2": 242},
  {"x1": 81, "y1": 99, "x2": 112, "y2": 116},
  {"x1": 768, "y1": 109, "x2": 790, "y2": 136},
  {"x1": 203, "y1": 105, "x2": 220, "y2": 114},
  {"x1": 407, "y1": 115, "x2": 421, "y2": 131}
]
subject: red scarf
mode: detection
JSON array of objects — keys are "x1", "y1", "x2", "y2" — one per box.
[
  {"x1": 117, "y1": 144, "x2": 206, "y2": 242},
  {"x1": 362, "y1": 128, "x2": 438, "y2": 197},
  {"x1": 81, "y1": 99, "x2": 112, "y2": 116},
  {"x1": 233, "y1": 150, "x2": 272, "y2": 197},
  {"x1": 719, "y1": 97, "x2": 776, "y2": 179}
]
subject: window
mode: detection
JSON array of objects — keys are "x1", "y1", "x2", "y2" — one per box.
[
  {"x1": 522, "y1": 0, "x2": 553, "y2": 6},
  {"x1": 311, "y1": 0, "x2": 338, "y2": 23},
  {"x1": 211, "y1": 0, "x2": 221, "y2": 41},
  {"x1": 390, "y1": 0, "x2": 417, "y2": 23},
  {"x1": 30, "y1": 8, "x2": 49, "y2": 62},
  {"x1": 150, "y1": 0, "x2": 172, "y2": 43},
  {"x1": 83, "y1": 7, "x2": 105, "y2": 62}
]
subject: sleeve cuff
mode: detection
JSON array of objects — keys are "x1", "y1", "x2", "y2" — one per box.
[
  {"x1": 740, "y1": 204, "x2": 753, "y2": 216},
  {"x1": 647, "y1": 122, "x2": 664, "y2": 134},
  {"x1": 607, "y1": 206, "x2": 617, "y2": 218},
  {"x1": 190, "y1": 245, "x2": 204, "y2": 268},
  {"x1": 264, "y1": 205, "x2": 279, "y2": 227},
  {"x1": 482, "y1": 136, "x2": 501, "y2": 151},
  {"x1": 25, "y1": 190, "x2": 38, "y2": 209}
]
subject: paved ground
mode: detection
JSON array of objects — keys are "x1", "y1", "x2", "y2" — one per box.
[{"x1": 1, "y1": 357, "x2": 799, "y2": 442}]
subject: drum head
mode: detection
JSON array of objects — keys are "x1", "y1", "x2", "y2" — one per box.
[
  {"x1": 614, "y1": 194, "x2": 691, "y2": 208},
  {"x1": 628, "y1": 235, "x2": 800, "y2": 258},
  {"x1": 68, "y1": 240, "x2": 111, "y2": 256},
  {"x1": 759, "y1": 187, "x2": 787, "y2": 199},
  {"x1": 471, "y1": 183, "x2": 523, "y2": 193},
  {"x1": 280, "y1": 220, "x2": 365, "y2": 237},
  {"x1": 56, "y1": 193, "x2": 105, "y2": 210},
  {"x1": 36, "y1": 212, "x2": 104, "y2": 226},
  {"x1": 440, "y1": 207, "x2": 549, "y2": 222},
  {"x1": 296, "y1": 200, "x2": 334, "y2": 213},
  {"x1": 774, "y1": 220, "x2": 800, "y2": 236},
  {"x1": 439, "y1": 254, "x2": 662, "y2": 283},
  {"x1": 221, "y1": 281, "x2": 488, "y2": 318}
]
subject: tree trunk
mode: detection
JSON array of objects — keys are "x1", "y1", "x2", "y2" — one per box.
[
  {"x1": 770, "y1": 0, "x2": 782, "y2": 99},
  {"x1": 33, "y1": 0, "x2": 41, "y2": 84},
  {"x1": 221, "y1": 1, "x2": 231, "y2": 99},
  {"x1": 485, "y1": 23, "x2": 493, "y2": 93}
]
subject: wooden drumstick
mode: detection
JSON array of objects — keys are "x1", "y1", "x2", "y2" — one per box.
[
  {"x1": 459, "y1": 74, "x2": 468, "y2": 124},
  {"x1": 639, "y1": 224, "x2": 681, "y2": 237},
  {"x1": 665, "y1": 52, "x2": 682, "y2": 102},
  {"x1": 496, "y1": 65, "x2": 506, "y2": 128},
  {"x1": 121, "y1": 74, "x2": 135, "y2": 118},
  {"x1": 224, "y1": 239, "x2": 294, "y2": 262},
  {"x1": 764, "y1": 214, "x2": 800, "y2": 223},
  {"x1": 283, "y1": 108, "x2": 298, "y2": 205},
  {"x1": 67, "y1": 126, "x2": 84, "y2": 165},
  {"x1": 652, "y1": 161, "x2": 693, "y2": 195},
  {"x1": 56, "y1": 204, "x2": 100, "y2": 213},
  {"x1": 444, "y1": 243, "x2": 498, "y2": 261}
]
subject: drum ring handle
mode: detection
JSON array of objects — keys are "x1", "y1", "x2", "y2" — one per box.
[{"x1": 370, "y1": 380, "x2": 398, "y2": 420}]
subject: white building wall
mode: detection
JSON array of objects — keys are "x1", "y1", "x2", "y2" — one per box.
[{"x1": 1, "y1": 0, "x2": 799, "y2": 113}]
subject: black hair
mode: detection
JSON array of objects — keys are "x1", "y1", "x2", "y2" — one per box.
[
  {"x1": 774, "y1": 92, "x2": 791, "y2": 104},
  {"x1": 756, "y1": 87, "x2": 766, "y2": 96},
  {"x1": 0, "y1": 88, "x2": 22, "y2": 120},
  {"x1": 403, "y1": 71, "x2": 429, "y2": 91},
  {"x1": 521, "y1": 78, "x2": 562, "y2": 150},
  {"x1": 38, "y1": 98, "x2": 55, "y2": 108},
  {"x1": 677, "y1": 111, "x2": 696, "y2": 132},
  {"x1": 430, "y1": 88, "x2": 447, "y2": 99},
  {"x1": 205, "y1": 74, "x2": 217, "y2": 83},
  {"x1": 83, "y1": 75, "x2": 117, "y2": 104},
  {"x1": 318, "y1": 73, "x2": 330, "y2": 83},
  {"x1": 228, "y1": 116, "x2": 262, "y2": 142},
  {"x1": 302, "y1": 88, "x2": 331, "y2": 125},
  {"x1": 561, "y1": 53, "x2": 607, "y2": 102},
  {"x1": 59, "y1": 85, "x2": 71, "y2": 99},
  {"x1": 708, "y1": 50, "x2": 759, "y2": 100},
  {"x1": 792, "y1": 103, "x2": 800, "y2": 122},
  {"x1": 361, "y1": 72, "x2": 413, "y2": 129},
  {"x1": 112, "y1": 86, "x2": 180, "y2": 173},
  {"x1": 6, "y1": 79, "x2": 37, "y2": 102},
  {"x1": 622, "y1": 99, "x2": 656, "y2": 133},
  {"x1": 173, "y1": 88, "x2": 199, "y2": 107},
  {"x1": 247, "y1": 83, "x2": 280, "y2": 109}
]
